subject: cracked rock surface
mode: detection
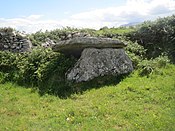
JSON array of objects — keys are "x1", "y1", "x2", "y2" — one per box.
[{"x1": 67, "y1": 48, "x2": 133, "y2": 82}]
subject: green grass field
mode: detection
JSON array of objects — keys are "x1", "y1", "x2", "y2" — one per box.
[
  {"x1": 0, "y1": 65, "x2": 175, "y2": 130},
  {"x1": 95, "y1": 27, "x2": 135, "y2": 36}
]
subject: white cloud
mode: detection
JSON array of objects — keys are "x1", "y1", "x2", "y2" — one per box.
[
  {"x1": 0, "y1": 15, "x2": 63, "y2": 33},
  {"x1": 26, "y1": 15, "x2": 43, "y2": 20},
  {"x1": 149, "y1": 0, "x2": 175, "y2": 15},
  {"x1": 0, "y1": 0, "x2": 174, "y2": 33}
]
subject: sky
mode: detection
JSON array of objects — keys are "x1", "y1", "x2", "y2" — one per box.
[{"x1": 0, "y1": 0, "x2": 175, "y2": 33}]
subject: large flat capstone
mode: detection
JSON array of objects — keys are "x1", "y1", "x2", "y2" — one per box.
[
  {"x1": 52, "y1": 37, "x2": 126, "y2": 58},
  {"x1": 67, "y1": 48, "x2": 133, "y2": 82}
]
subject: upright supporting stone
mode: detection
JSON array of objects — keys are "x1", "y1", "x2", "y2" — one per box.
[{"x1": 67, "y1": 48, "x2": 133, "y2": 82}]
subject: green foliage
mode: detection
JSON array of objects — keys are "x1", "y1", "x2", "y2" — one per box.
[
  {"x1": 28, "y1": 26, "x2": 134, "y2": 47},
  {"x1": 125, "y1": 40, "x2": 146, "y2": 68},
  {"x1": 95, "y1": 27, "x2": 135, "y2": 38},
  {"x1": 0, "y1": 17, "x2": 174, "y2": 130},
  {"x1": 29, "y1": 27, "x2": 96, "y2": 46},
  {"x1": 29, "y1": 31, "x2": 50, "y2": 46},
  {"x1": 0, "y1": 51, "x2": 19, "y2": 81},
  {"x1": 123, "y1": 37, "x2": 170, "y2": 77},
  {"x1": 0, "y1": 15, "x2": 174, "y2": 97},
  {"x1": 0, "y1": 27, "x2": 14, "y2": 32},
  {"x1": 0, "y1": 51, "x2": 17, "y2": 72},
  {"x1": 0, "y1": 23, "x2": 170, "y2": 96},
  {"x1": 138, "y1": 55, "x2": 170, "y2": 76},
  {"x1": 0, "y1": 48, "x2": 76, "y2": 95},
  {"x1": 127, "y1": 15, "x2": 175, "y2": 63}
]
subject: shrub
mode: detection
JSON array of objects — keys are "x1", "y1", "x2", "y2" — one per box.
[
  {"x1": 0, "y1": 47, "x2": 76, "y2": 95},
  {"x1": 0, "y1": 51, "x2": 19, "y2": 81},
  {"x1": 126, "y1": 15, "x2": 175, "y2": 63},
  {"x1": 125, "y1": 40, "x2": 146, "y2": 68},
  {"x1": 138, "y1": 55, "x2": 170, "y2": 76},
  {"x1": 29, "y1": 27, "x2": 96, "y2": 46},
  {"x1": 0, "y1": 51, "x2": 17, "y2": 72},
  {"x1": 17, "y1": 47, "x2": 76, "y2": 85},
  {"x1": 29, "y1": 31, "x2": 49, "y2": 46},
  {"x1": 0, "y1": 27, "x2": 14, "y2": 33}
]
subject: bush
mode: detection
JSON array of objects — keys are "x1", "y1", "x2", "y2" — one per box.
[
  {"x1": 125, "y1": 40, "x2": 146, "y2": 68},
  {"x1": 127, "y1": 15, "x2": 175, "y2": 63},
  {"x1": 0, "y1": 51, "x2": 17, "y2": 72},
  {"x1": 138, "y1": 55, "x2": 170, "y2": 76},
  {"x1": 17, "y1": 47, "x2": 76, "y2": 84},
  {"x1": 0, "y1": 51, "x2": 19, "y2": 81},
  {"x1": 29, "y1": 31, "x2": 50, "y2": 46},
  {"x1": 0, "y1": 47, "x2": 76, "y2": 95},
  {"x1": 29, "y1": 27, "x2": 96, "y2": 46}
]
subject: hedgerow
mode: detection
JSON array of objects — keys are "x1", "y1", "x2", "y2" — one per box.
[
  {"x1": 126, "y1": 15, "x2": 175, "y2": 63},
  {"x1": 0, "y1": 15, "x2": 173, "y2": 96},
  {"x1": 0, "y1": 47, "x2": 76, "y2": 96}
]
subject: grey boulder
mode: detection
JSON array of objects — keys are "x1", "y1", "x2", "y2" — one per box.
[{"x1": 67, "y1": 48, "x2": 133, "y2": 82}]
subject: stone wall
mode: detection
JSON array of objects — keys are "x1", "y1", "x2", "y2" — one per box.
[{"x1": 0, "y1": 28, "x2": 32, "y2": 52}]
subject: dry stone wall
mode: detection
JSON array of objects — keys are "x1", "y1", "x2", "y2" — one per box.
[{"x1": 0, "y1": 28, "x2": 32, "y2": 52}]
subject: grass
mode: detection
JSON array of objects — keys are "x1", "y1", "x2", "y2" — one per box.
[
  {"x1": 0, "y1": 65, "x2": 175, "y2": 130},
  {"x1": 95, "y1": 27, "x2": 135, "y2": 36}
]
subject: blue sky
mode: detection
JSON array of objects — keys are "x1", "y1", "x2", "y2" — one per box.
[
  {"x1": 0, "y1": 0, "x2": 175, "y2": 33},
  {"x1": 0, "y1": 0, "x2": 125, "y2": 19}
]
